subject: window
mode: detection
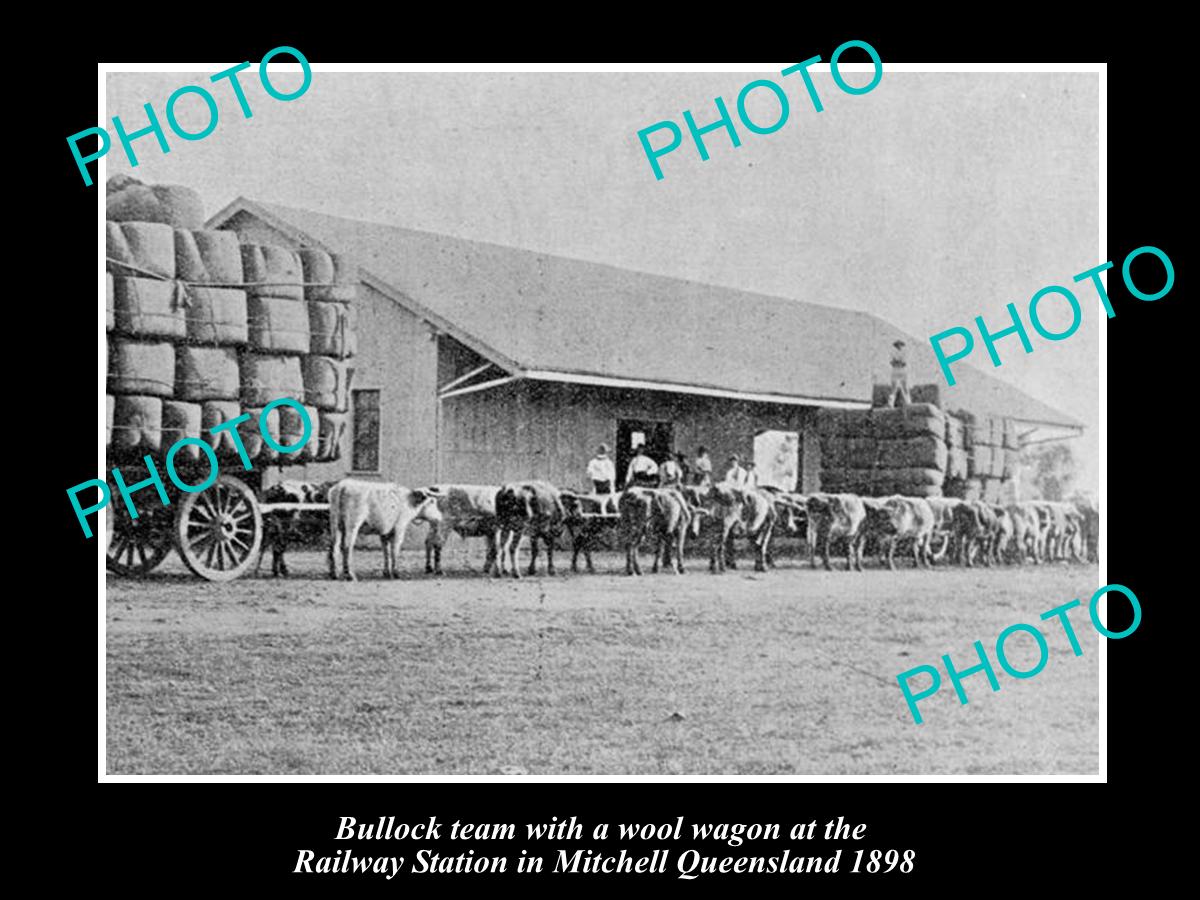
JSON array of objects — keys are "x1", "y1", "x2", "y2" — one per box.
[{"x1": 352, "y1": 389, "x2": 380, "y2": 472}]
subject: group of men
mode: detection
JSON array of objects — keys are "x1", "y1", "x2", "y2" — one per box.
[{"x1": 585, "y1": 444, "x2": 760, "y2": 495}]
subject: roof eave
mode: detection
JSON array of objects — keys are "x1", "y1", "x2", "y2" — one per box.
[{"x1": 206, "y1": 198, "x2": 524, "y2": 376}]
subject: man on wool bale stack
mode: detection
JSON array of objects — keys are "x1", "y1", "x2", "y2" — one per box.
[{"x1": 887, "y1": 339, "x2": 911, "y2": 407}]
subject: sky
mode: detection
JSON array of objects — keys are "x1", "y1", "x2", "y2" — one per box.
[{"x1": 105, "y1": 67, "x2": 1101, "y2": 488}]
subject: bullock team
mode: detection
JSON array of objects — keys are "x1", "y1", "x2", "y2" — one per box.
[{"x1": 261, "y1": 479, "x2": 1099, "y2": 581}]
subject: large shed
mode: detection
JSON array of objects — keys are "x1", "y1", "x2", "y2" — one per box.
[{"x1": 208, "y1": 198, "x2": 1082, "y2": 493}]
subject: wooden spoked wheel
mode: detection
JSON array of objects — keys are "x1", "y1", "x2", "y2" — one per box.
[
  {"x1": 174, "y1": 476, "x2": 263, "y2": 582},
  {"x1": 106, "y1": 501, "x2": 174, "y2": 576}
]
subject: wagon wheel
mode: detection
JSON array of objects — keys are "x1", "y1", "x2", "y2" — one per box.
[
  {"x1": 106, "y1": 501, "x2": 174, "y2": 576},
  {"x1": 174, "y1": 475, "x2": 263, "y2": 582}
]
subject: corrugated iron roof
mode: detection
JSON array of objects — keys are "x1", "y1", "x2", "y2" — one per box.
[{"x1": 213, "y1": 198, "x2": 1082, "y2": 429}]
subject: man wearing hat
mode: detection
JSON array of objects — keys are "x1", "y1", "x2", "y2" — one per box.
[
  {"x1": 586, "y1": 444, "x2": 616, "y2": 496},
  {"x1": 723, "y1": 453, "x2": 748, "y2": 488},
  {"x1": 888, "y1": 339, "x2": 911, "y2": 407},
  {"x1": 624, "y1": 444, "x2": 660, "y2": 488}
]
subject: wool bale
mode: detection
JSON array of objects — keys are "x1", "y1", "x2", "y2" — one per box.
[
  {"x1": 945, "y1": 415, "x2": 964, "y2": 449},
  {"x1": 241, "y1": 244, "x2": 304, "y2": 301},
  {"x1": 942, "y1": 477, "x2": 967, "y2": 499},
  {"x1": 991, "y1": 449, "x2": 1007, "y2": 479},
  {"x1": 963, "y1": 478, "x2": 983, "y2": 501},
  {"x1": 280, "y1": 403, "x2": 320, "y2": 463},
  {"x1": 982, "y1": 477, "x2": 1003, "y2": 505},
  {"x1": 891, "y1": 483, "x2": 943, "y2": 498},
  {"x1": 967, "y1": 444, "x2": 990, "y2": 479},
  {"x1": 1003, "y1": 448, "x2": 1019, "y2": 480},
  {"x1": 111, "y1": 395, "x2": 162, "y2": 453},
  {"x1": 882, "y1": 467, "x2": 944, "y2": 486},
  {"x1": 1002, "y1": 418, "x2": 1019, "y2": 450},
  {"x1": 910, "y1": 383, "x2": 943, "y2": 408},
  {"x1": 237, "y1": 407, "x2": 283, "y2": 463},
  {"x1": 175, "y1": 229, "x2": 244, "y2": 284},
  {"x1": 248, "y1": 295, "x2": 310, "y2": 354},
  {"x1": 108, "y1": 339, "x2": 175, "y2": 397},
  {"x1": 106, "y1": 394, "x2": 115, "y2": 445},
  {"x1": 201, "y1": 401, "x2": 243, "y2": 455},
  {"x1": 185, "y1": 287, "x2": 248, "y2": 345},
  {"x1": 112, "y1": 277, "x2": 187, "y2": 340},
  {"x1": 871, "y1": 404, "x2": 943, "y2": 439},
  {"x1": 176, "y1": 346, "x2": 240, "y2": 401},
  {"x1": 106, "y1": 221, "x2": 176, "y2": 280},
  {"x1": 819, "y1": 436, "x2": 849, "y2": 469},
  {"x1": 847, "y1": 437, "x2": 878, "y2": 469},
  {"x1": 299, "y1": 248, "x2": 358, "y2": 303},
  {"x1": 105, "y1": 273, "x2": 115, "y2": 332},
  {"x1": 871, "y1": 383, "x2": 891, "y2": 408},
  {"x1": 302, "y1": 356, "x2": 353, "y2": 411},
  {"x1": 317, "y1": 410, "x2": 349, "y2": 462},
  {"x1": 307, "y1": 300, "x2": 358, "y2": 358},
  {"x1": 816, "y1": 408, "x2": 844, "y2": 437},
  {"x1": 947, "y1": 447, "x2": 969, "y2": 481},
  {"x1": 240, "y1": 353, "x2": 305, "y2": 407},
  {"x1": 841, "y1": 409, "x2": 872, "y2": 438},
  {"x1": 106, "y1": 180, "x2": 205, "y2": 230},
  {"x1": 986, "y1": 417, "x2": 1002, "y2": 447},
  {"x1": 161, "y1": 400, "x2": 203, "y2": 462},
  {"x1": 879, "y1": 435, "x2": 947, "y2": 472}
]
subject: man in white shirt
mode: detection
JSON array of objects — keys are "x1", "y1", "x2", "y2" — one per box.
[
  {"x1": 659, "y1": 452, "x2": 683, "y2": 488},
  {"x1": 723, "y1": 453, "x2": 747, "y2": 488},
  {"x1": 887, "y1": 339, "x2": 911, "y2": 407},
  {"x1": 744, "y1": 460, "x2": 759, "y2": 490},
  {"x1": 693, "y1": 446, "x2": 713, "y2": 487},
  {"x1": 625, "y1": 445, "x2": 660, "y2": 488},
  {"x1": 586, "y1": 444, "x2": 616, "y2": 495}
]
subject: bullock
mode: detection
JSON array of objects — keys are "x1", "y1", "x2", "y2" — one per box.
[
  {"x1": 952, "y1": 500, "x2": 998, "y2": 567},
  {"x1": 423, "y1": 484, "x2": 502, "y2": 575},
  {"x1": 683, "y1": 484, "x2": 777, "y2": 573},
  {"x1": 1006, "y1": 502, "x2": 1040, "y2": 564},
  {"x1": 924, "y1": 496, "x2": 962, "y2": 564},
  {"x1": 494, "y1": 481, "x2": 567, "y2": 578},
  {"x1": 327, "y1": 479, "x2": 442, "y2": 581},
  {"x1": 863, "y1": 495, "x2": 935, "y2": 570},
  {"x1": 805, "y1": 493, "x2": 868, "y2": 572},
  {"x1": 257, "y1": 480, "x2": 334, "y2": 577},
  {"x1": 560, "y1": 489, "x2": 620, "y2": 574},
  {"x1": 619, "y1": 486, "x2": 692, "y2": 575},
  {"x1": 1070, "y1": 493, "x2": 1100, "y2": 562},
  {"x1": 987, "y1": 504, "x2": 1015, "y2": 565},
  {"x1": 762, "y1": 489, "x2": 808, "y2": 569}
]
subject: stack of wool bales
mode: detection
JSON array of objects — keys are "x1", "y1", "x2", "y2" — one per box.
[
  {"x1": 105, "y1": 178, "x2": 356, "y2": 466},
  {"x1": 817, "y1": 409, "x2": 876, "y2": 495},
  {"x1": 870, "y1": 404, "x2": 947, "y2": 498},
  {"x1": 817, "y1": 404, "x2": 947, "y2": 497},
  {"x1": 953, "y1": 411, "x2": 1012, "y2": 503}
]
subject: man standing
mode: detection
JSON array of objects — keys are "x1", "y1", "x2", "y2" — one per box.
[
  {"x1": 586, "y1": 443, "x2": 616, "y2": 495},
  {"x1": 624, "y1": 444, "x2": 660, "y2": 488},
  {"x1": 744, "y1": 460, "x2": 759, "y2": 490},
  {"x1": 693, "y1": 446, "x2": 713, "y2": 487},
  {"x1": 888, "y1": 339, "x2": 911, "y2": 407},
  {"x1": 659, "y1": 450, "x2": 683, "y2": 488},
  {"x1": 723, "y1": 453, "x2": 747, "y2": 488}
]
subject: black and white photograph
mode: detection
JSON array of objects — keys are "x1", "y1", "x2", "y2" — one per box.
[{"x1": 97, "y1": 62, "x2": 1103, "y2": 777}]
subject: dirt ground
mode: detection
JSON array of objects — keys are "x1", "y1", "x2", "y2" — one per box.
[{"x1": 106, "y1": 543, "x2": 1100, "y2": 775}]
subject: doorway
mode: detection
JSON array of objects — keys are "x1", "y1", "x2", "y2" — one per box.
[{"x1": 616, "y1": 419, "x2": 675, "y2": 486}]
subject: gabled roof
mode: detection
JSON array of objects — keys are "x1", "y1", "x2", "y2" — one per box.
[{"x1": 209, "y1": 198, "x2": 1082, "y2": 429}]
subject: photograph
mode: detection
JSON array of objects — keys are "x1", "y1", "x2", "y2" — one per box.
[{"x1": 99, "y1": 64, "x2": 1102, "y2": 776}]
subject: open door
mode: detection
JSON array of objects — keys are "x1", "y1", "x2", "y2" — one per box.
[
  {"x1": 616, "y1": 419, "x2": 675, "y2": 485},
  {"x1": 754, "y1": 429, "x2": 799, "y2": 491}
]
